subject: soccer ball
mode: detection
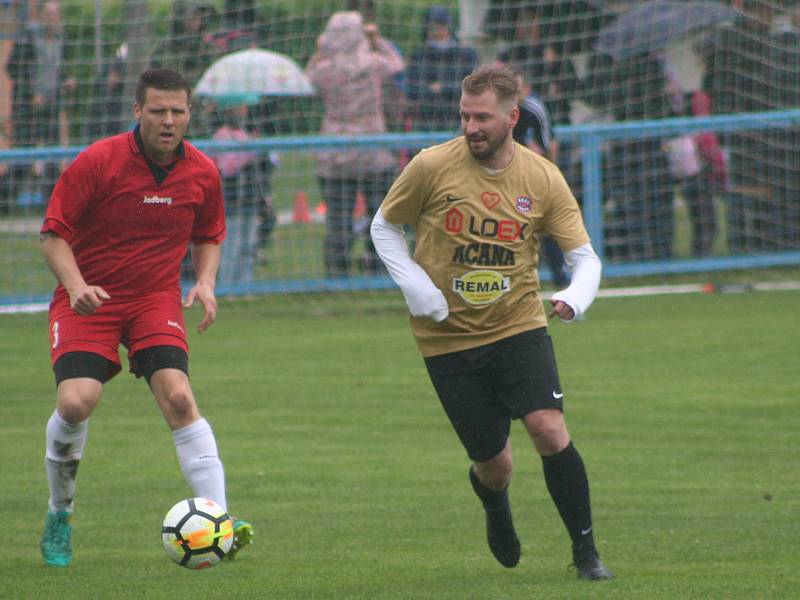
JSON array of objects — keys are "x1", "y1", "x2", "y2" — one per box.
[{"x1": 161, "y1": 497, "x2": 233, "y2": 569}]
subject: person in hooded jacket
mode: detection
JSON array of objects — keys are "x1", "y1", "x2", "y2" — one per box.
[
  {"x1": 406, "y1": 5, "x2": 478, "y2": 132},
  {"x1": 306, "y1": 10, "x2": 404, "y2": 277}
]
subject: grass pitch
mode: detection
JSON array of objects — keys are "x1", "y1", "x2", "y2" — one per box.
[{"x1": 2, "y1": 289, "x2": 798, "y2": 599}]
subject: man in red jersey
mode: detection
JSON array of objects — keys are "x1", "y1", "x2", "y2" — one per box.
[{"x1": 38, "y1": 68, "x2": 252, "y2": 567}]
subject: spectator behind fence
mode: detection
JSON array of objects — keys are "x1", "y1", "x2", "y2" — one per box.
[
  {"x1": 772, "y1": 4, "x2": 800, "y2": 248},
  {"x1": 151, "y1": 2, "x2": 219, "y2": 140},
  {"x1": 306, "y1": 10, "x2": 404, "y2": 277},
  {"x1": 603, "y1": 52, "x2": 674, "y2": 261},
  {"x1": 211, "y1": 103, "x2": 275, "y2": 286},
  {"x1": 541, "y1": 42, "x2": 587, "y2": 263},
  {"x1": 150, "y1": 1, "x2": 218, "y2": 88},
  {"x1": 8, "y1": 0, "x2": 75, "y2": 202},
  {"x1": 667, "y1": 62, "x2": 727, "y2": 258},
  {"x1": 406, "y1": 6, "x2": 477, "y2": 132},
  {"x1": 0, "y1": 1, "x2": 26, "y2": 213},
  {"x1": 496, "y1": 6, "x2": 583, "y2": 189},
  {"x1": 245, "y1": 99, "x2": 279, "y2": 263},
  {"x1": 347, "y1": 0, "x2": 409, "y2": 133},
  {"x1": 207, "y1": 0, "x2": 257, "y2": 55},
  {"x1": 706, "y1": 0, "x2": 778, "y2": 252},
  {"x1": 511, "y1": 70, "x2": 569, "y2": 287},
  {"x1": 497, "y1": 7, "x2": 548, "y2": 92},
  {"x1": 83, "y1": 56, "x2": 127, "y2": 142},
  {"x1": 0, "y1": 0, "x2": 27, "y2": 139}
]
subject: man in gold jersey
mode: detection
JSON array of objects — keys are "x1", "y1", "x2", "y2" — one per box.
[{"x1": 370, "y1": 64, "x2": 613, "y2": 580}]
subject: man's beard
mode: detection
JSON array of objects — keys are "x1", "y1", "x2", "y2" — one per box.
[{"x1": 465, "y1": 133, "x2": 504, "y2": 160}]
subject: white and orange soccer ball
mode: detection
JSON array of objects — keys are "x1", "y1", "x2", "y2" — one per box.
[{"x1": 161, "y1": 497, "x2": 233, "y2": 569}]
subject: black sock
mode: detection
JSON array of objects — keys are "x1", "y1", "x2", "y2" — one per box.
[
  {"x1": 469, "y1": 467, "x2": 509, "y2": 512},
  {"x1": 541, "y1": 441, "x2": 595, "y2": 549}
]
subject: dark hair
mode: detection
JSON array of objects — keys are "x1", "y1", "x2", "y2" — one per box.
[
  {"x1": 346, "y1": 0, "x2": 376, "y2": 20},
  {"x1": 224, "y1": 0, "x2": 256, "y2": 28},
  {"x1": 462, "y1": 64, "x2": 519, "y2": 106},
  {"x1": 135, "y1": 68, "x2": 192, "y2": 106}
]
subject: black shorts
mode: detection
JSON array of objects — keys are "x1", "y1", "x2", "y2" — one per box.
[
  {"x1": 54, "y1": 345, "x2": 189, "y2": 386},
  {"x1": 424, "y1": 327, "x2": 563, "y2": 463}
]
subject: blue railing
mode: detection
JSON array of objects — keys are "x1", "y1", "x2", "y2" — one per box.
[
  {"x1": 2, "y1": 109, "x2": 799, "y2": 303},
  {"x1": 558, "y1": 109, "x2": 800, "y2": 267}
]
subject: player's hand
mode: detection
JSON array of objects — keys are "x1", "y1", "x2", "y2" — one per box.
[
  {"x1": 68, "y1": 284, "x2": 110, "y2": 315},
  {"x1": 548, "y1": 299, "x2": 575, "y2": 321},
  {"x1": 183, "y1": 282, "x2": 217, "y2": 333}
]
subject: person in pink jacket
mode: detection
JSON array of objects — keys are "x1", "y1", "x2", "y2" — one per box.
[{"x1": 306, "y1": 10, "x2": 404, "y2": 277}]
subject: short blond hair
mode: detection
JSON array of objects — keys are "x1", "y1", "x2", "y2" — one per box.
[{"x1": 462, "y1": 64, "x2": 519, "y2": 107}]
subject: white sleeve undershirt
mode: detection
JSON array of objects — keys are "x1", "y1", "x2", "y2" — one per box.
[
  {"x1": 371, "y1": 208, "x2": 601, "y2": 324},
  {"x1": 550, "y1": 242, "x2": 602, "y2": 323},
  {"x1": 370, "y1": 208, "x2": 449, "y2": 321}
]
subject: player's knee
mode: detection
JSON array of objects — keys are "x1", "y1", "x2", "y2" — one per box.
[
  {"x1": 164, "y1": 386, "x2": 199, "y2": 423},
  {"x1": 57, "y1": 387, "x2": 99, "y2": 423},
  {"x1": 482, "y1": 467, "x2": 512, "y2": 491},
  {"x1": 475, "y1": 451, "x2": 513, "y2": 490},
  {"x1": 525, "y1": 411, "x2": 569, "y2": 455},
  {"x1": 58, "y1": 403, "x2": 88, "y2": 424}
]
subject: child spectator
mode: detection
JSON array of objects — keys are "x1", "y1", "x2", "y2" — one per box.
[{"x1": 211, "y1": 104, "x2": 275, "y2": 285}]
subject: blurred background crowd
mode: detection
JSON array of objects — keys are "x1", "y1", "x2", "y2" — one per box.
[{"x1": 0, "y1": 0, "x2": 798, "y2": 283}]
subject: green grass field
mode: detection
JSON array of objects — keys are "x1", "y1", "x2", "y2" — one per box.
[{"x1": 2, "y1": 289, "x2": 798, "y2": 599}]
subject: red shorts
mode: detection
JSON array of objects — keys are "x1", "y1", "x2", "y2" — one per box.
[{"x1": 48, "y1": 289, "x2": 189, "y2": 380}]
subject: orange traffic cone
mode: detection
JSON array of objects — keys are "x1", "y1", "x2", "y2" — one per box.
[
  {"x1": 314, "y1": 201, "x2": 327, "y2": 217},
  {"x1": 353, "y1": 191, "x2": 367, "y2": 220},
  {"x1": 292, "y1": 190, "x2": 310, "y2": 223}
]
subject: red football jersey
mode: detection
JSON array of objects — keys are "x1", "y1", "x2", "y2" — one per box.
[{"x1": 42, "y1": 130, "x2": 226, "y2": 300}]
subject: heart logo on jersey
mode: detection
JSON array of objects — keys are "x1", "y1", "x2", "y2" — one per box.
[{"x1": 481, "y1": 192, "x2": 502, "y2": 210}]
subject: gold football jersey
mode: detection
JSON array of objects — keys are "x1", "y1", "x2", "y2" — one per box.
[{"x1": 380, "y1": 137, "x2": 590, "y2": 357}]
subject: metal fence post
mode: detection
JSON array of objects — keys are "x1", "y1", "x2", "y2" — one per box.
[{"x1": 581, "y1": 134, "x2": 604, "y2": 260}]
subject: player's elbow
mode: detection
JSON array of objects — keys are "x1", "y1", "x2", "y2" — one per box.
[{"x1": 370, "y1": 208, "x2": 398, "y2": 241}]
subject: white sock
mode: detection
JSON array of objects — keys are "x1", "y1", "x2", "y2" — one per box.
[
  {"x1": 172, "y1": 418, "x2": 227, "y2": 511},
  {"x1": 44, "y1": 410, "x2": 89, "y2": 513}
]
